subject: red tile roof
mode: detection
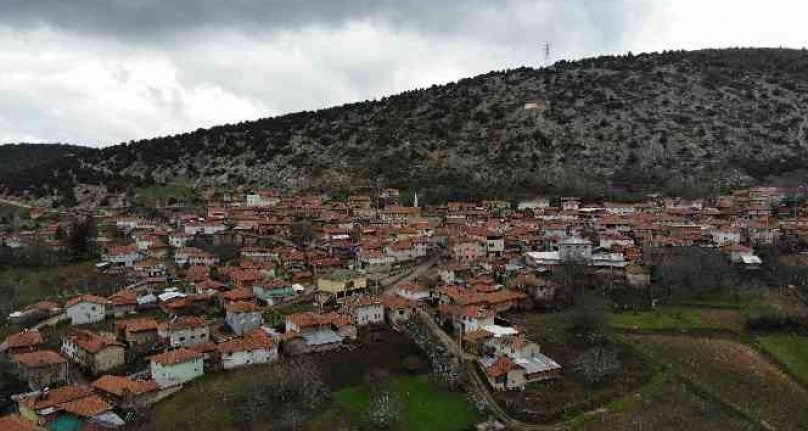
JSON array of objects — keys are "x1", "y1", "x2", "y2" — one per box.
[
  {"x1": 13, "y1": 350, "x2": 66, "y2": 369},
  {"x1": 4, "y1": 329, "x2": 43, "y2": 350},
  {"x1": 20, "y1": 386, "x2": 93, "y2": 410},
  {"x1": 226, "y1": 301, "x2": 261, "y2": 314},
  {"x1": 0, "y1": 415, "x2": 41, "y2": 431},
  {"x1": 65, "y1": 294, "x2": 108, "y2": 308},
  {"x1": 150, "y1": 348, "x2": 202, "y2": 366},
  {"x1": 485, "y1": 356, "x2": 517, "y2": 378},
  {"x1": 220, "y1": 287, "x2": 255, "y2": 302},
  {"x1": 216, "y1": 336, "x2": 273, "y2": 355},
  {"x1": 59, "y1": 394, "x2": 111, "y2": 417},
  {"x1": 92, "y1": 375, "x2": 159, "y2": 397},
  {"x1": 166, "y1": 315, "x2": 208, "y2": 331},
  {"x1": 115, "y1": 317, "x2": 159, "y2": 333},
  {"x1": 64, "y1": 329, "x2": 123, "y2": 354}
]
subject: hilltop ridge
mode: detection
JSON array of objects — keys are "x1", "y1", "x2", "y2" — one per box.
[{"x1": 3, "y1": 48, "x2": 808, "y2": 203}]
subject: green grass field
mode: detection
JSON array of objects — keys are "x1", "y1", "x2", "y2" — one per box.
[
  {"x1": 0, "y1": 261, "x2": 98, "y2": 309},
  {"x1": 608, "y1": 307, "x2": 744, "y2": 332},
  {"x1": 757, "y1": 334, "x2": 808, "y2": 385},
  {"x1": 333, "y1": 375, "x2": 483, "y2": 431}
]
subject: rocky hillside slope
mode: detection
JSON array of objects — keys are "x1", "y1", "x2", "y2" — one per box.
[{"x1": 3, "y1": 48, "x2": 808, "y2": 202}]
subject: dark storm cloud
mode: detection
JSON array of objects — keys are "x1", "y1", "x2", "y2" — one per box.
[
  {"x1": 0, "y1": 0, "x2": 493, "y2": 38},
  {"x1": 3, "y1": 0, "x2": 802, "y2": 145},
  {"x1": 0, "y1": 0, "x2": 638, "y2": 45}
]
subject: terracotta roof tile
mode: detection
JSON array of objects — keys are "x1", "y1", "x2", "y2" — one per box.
[
  {"x1": 485, "y1": 356, "x2": 517, "y2": 378},
  {"x1": 4, "y1": 329, "x2": 43, "y2": 349},
  {"x1": 150, "y1": 348, "x2": 202, "y2": 366},
  {"x1": 59, "y1": 394, "x2": 111, "y2": 417},
  {"x1": 12, "y1": 350, "x2": 66, "y2": 368},
  {"x1": 166, "y1": 316, "x2": 208, "y2": 331},
  {"x1": 64, "y1": 329, "x2": 123, "y2": 354},
  {"x1": 65, "y1": 294, "x2": 108, "y2": 308},
  {"x1": 0, "y1": 414, "x2": 41, "y2": 431},
  {"x1": 20, "y1": 386, "x2": 92, "y2": 410},
  {"x1": 92, "y1": 375, "x2": 159, "y2": 397},
  {"x1": 115, "y1": 317, "x2": 159, "y2": 333}
]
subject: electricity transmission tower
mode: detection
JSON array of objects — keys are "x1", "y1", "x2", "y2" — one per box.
[{"x1": 542, "y1": 42, "x2": 551, "y2": 66}]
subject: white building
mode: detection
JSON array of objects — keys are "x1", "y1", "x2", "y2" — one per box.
[
  {"x1": 65, "y1": 295, "x2": 108, "y2": 325},
  {"x1": 341, "y1": 297, "x2": 384, "y2": 326},
  {"x1": 246, "y1": 192, "x2": 280, "y2": 207},
  {"x1": 355, "y1": 300, "x2": 384, "y2": 326},
  {"x1": 168, "y1": 233, "x2": 192, "y2": 248},
  {"x1": 225, "y1": 302, "x2": 264, "y2": 336},
  {"x1": 517, "y1": 198, "x2": 550, "y2": 211},
  {"x1": 159, "y1": 316, "x2": 211, "y2": 348},
  {"x1": 712, "y1": 227, "x2": 741, "y2": 246},
  {"x1": 558, "y1": 236, "x2": 593, "y2": 262},
  {"x1": 485, "y1": 234, "x2": 505, "y2": 256},
  {"x1": 102, "y1": 245, "x2": 141, "y2": 267},
  {"x1": 217, "y1": 336, "x2": 278, "y2": 370},
  {"x1": 150, "y1": 348, "x2": 204, "y2": 387}
]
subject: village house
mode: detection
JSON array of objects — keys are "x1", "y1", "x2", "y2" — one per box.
[
  {"x1": 316, "y1": 271, "x2": 368, "y2": 298},
  {"x1": 225, "y1": 301, "x2": 264, "y2": 335},
  {"x1": 722, "y1": 244, "x2": 763, "y2": 268},
  {"x1": 133, "y1": 258, "x2": 166, "y2": 278},
  {"x1": 252, "y1": 279, "x2": 297, "y2": 305},
  {"x1": 480, "y1": 352, "x2": 562, "y2": 391},
  {"x1": 114, "y1": 318, "x2": 160, "y2": 353},
  {"x1": 61, "y1": 329, "x2": 125, "y2": 374},
  {"x1": 168, "y1": 232, "x2": 192, "y2": 248},
  {"x1": 711, "y1": 225, "x2": 741, "y2": 246},
  {"x1": 385, "y1": 239, "x2": 428, "y2": 263},
  {"x1": 439, "y1": 304, "x2": 496, "y2": 333},
  {"x1": 450, "y1": 238, "x2": 485, "y2": 262},
  {"x1": 12, "y1": 350, "x2": 69, "y2": 390},
  {"x1": 358, "y1": 250, "x2": 395, "y2": 268},
  {"x1": 1, "y1": 329, "x2": 44, "y2": 355},
  {"x1": 150, "y1": 348, "x2": 204, "y2": 387},
  {"x1": 108, "y1": 290, "x2": 138, "y2": 317},
  {"x1": 517, "y1": 198, "x2": 550, "y2": 211},
  {"x1": 65, "y1": 295, "x2": 108, "y2": 325},
  {"x1": 240, "y1": 246, "x2": 277, "y2": 262},
  {"x1": 284, "y1": 312, "x2": 357, "y2": 354},
  {"x1": 17, "y1": 385, "x2": 121, "y2": 429},
  {"x1": 219, "y1": 286, "x2": 256, "y2": 307},
  {"x1": 102, "y1": 244, "x2": 142, "y2": 267},
  {"x1": 159, "y1": 316, "x2": 211, "y2": 348},
  {"x1": 92, "y1": 375, "x2": 162, "y2": 408},
  {"x1": 246, "y1": 191, "x2": 280, "y2": 207},
  {"x1": 379, "y1": 295, "x2": 423, "y2": 324},
  {"x1": 217, "y1": 331, "x2": 278, "y2": 370},
  {"x1": 339, "y1": 296, "x2": 384, "y2": 326},
  {"x1": 175, "y1": 247, "x2": 219, "y2": 266}
]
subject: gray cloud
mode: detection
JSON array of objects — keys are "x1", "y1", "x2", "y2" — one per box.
[
  {"x1": 0, "y1": 1, "x2": 805, "y2": 146},
  {"x1": 0, "y1": 1, "x2": 505, "y2": 39}
]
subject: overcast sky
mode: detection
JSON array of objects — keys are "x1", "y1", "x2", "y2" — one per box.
[{"x1": 1, "y1": 0, "x2": 806, "y2": 147}]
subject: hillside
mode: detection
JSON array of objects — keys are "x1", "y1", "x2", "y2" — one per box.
[{"x1": 3, "y1": 48, "x2": 808, "y2": 203}]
